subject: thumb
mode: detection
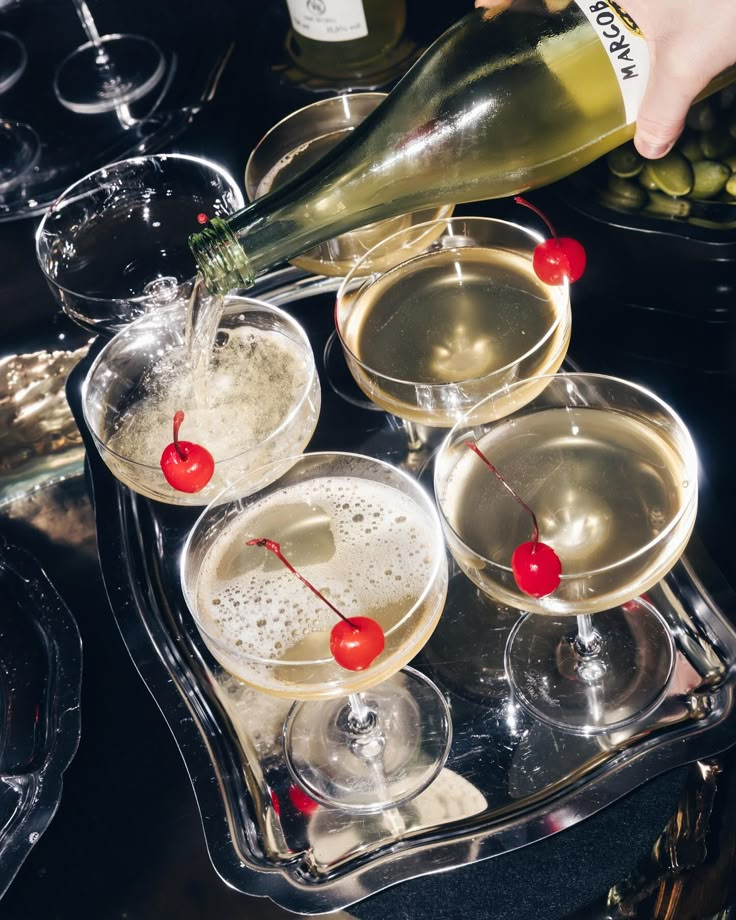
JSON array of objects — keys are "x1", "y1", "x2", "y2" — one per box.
[{"x1": 634, "y1": 58, "x2": 696, "y2": 159}]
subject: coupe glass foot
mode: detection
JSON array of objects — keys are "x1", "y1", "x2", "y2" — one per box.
[
  {"x1": 504, "y1": 598, "x2": 675, "y2": 735},
  {"x1": 284, "y1": 667, "x2": 452, "y2": 813}
]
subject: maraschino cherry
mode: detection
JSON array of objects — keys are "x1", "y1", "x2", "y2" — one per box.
[
  {"x1": 160, "y1": 410, "x2": 215, "y2": 493},
  {"x1": 288, "y1": 784, "x2": 320, "y2": 816},
  {"x1": 245, "y1": 538, "x2": 385, "y2": 671},
  {"x1": 515, "y1": 196, "x2": 586, "y2": 285},
  {"x1": 465, "y1": 441, "x2": 562, "y2": 598}
]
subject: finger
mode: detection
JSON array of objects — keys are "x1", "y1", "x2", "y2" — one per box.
[{"x1": 634, "y1": 59, "x2": 698, "y2": 158}]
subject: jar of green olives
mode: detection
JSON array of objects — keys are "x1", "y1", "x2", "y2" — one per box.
[{"x1": 596, "y1": 89, "x2": 736, "y2": 230}]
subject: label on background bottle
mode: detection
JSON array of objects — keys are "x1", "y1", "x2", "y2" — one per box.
[
  {"x1": 286, "y1": 0, "x2": 369, "y2": 42},
  {"x1": 576, "y1": 0, "x2": 650, "y2": 124}
]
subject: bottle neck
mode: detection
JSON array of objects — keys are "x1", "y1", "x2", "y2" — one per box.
[{"x1": 188, "y1": 218, "x2": 256, "y2": 296}]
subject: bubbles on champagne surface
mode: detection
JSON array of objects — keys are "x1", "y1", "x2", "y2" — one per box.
[
  {"x1": 195, "y1": 478, "x2": 435, "y2": 666},
  {"x1": 107, "y1": 326, "x2": 311, "y2": 465}
]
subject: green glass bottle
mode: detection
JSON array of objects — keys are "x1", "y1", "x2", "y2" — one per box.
[{"x1": 190, "y1": 0, "x2": 736, "y2": 295}]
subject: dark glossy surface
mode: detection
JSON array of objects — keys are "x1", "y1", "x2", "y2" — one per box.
[{"x1": 0, "y1": 535, "x2": 82, "y2": 899}]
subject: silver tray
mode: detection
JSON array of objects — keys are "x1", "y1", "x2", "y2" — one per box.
[
  {"x1": 67, "y1": 270, "x2": 736, "y2": 915},
  {"x1": 0, "y1": 535, "x2": 83, "y2": 898}
]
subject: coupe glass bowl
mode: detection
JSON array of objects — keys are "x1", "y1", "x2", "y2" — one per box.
[
  {"x1": 82, "y1": 295, "x2": 321, "y2": 506},
  {"x1": 36, "y1": 153, "x2": 244, "y2": 333}
]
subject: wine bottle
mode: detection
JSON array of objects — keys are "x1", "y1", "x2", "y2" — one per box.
[
  {"x1": 191, "y1": 0, "x2": 736, "y2": 295},
  {"x1": 285, "y1": 0, "x2": 407, "y2": 80}
]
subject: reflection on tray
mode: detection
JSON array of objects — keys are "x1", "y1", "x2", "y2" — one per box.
[
  {"x1": 66, "y1": 271, "x2": 736, "y2": 914},
  {"x1": 0, "y1": 536, "x2": 82, "y2": 898},
  {"x1": 0, "y1": 344, "x2": 88, "y2": 507}
]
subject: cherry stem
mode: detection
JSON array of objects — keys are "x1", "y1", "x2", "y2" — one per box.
[
  {"x1": 172, "y1": 410, "x2": 188, "y2": 461},
  {"x1": 514, "y1": 196, "x2": 557, "y2": 239},
  {"x1": 246, "y1": 538, "x2": 360, "y2": 630},
  {"x1": 464, "y1": 440, "x2": 540, "y2": 548}
]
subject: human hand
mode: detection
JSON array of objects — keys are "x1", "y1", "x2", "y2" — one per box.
[
  {"x1": 622, "y1": 0, "x2": 736, "y2": 158},
  {"x1": 474, "y1": 0, "x2": 736, "y2": 159}
]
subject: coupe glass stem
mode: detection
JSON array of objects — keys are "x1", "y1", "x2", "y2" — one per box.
[
  {"x1": 71, "y1": 0, "x2": 111, "y2": 68},
  {"x1": 575, "y1": 614, "x2": 599, "y2": 654},
  {"x1": 347, "y1": 692, "x2": 375, "y2": 732},
  {"x1": 573, "y1": 613, "x2": 606, "y2": 683},
  {"x1": 403, "y1": 419, "x2": 424, "y2": 452}
]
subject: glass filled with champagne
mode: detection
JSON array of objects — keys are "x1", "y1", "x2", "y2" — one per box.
[
  {"x1": 434, "y1": 373, "x2": 699, "y2": 734},
  {"x1": 181, "y1": 451, "x2": 451, "y2": 812},
  {"x1": 83, "y1": 296, "x2": 321, "y2": 506},
  {"x1": 335, "y1": 215, "x2": 571, "y2": 454}
]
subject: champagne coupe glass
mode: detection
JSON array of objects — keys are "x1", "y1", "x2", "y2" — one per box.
[
  {"x1": 245, "y1": 93, "x2": 453, "y2": 279},
  {"x1": 35, "y1": 153, "x2": 244, "y2": 333},
  {"x1": 181, "y1": 451, "x2": 451, "y2": 812},
  {"x1": 335, "y1": 216, "x2": 571, "y2": 463},
  {"x1": 434, "y1": 373, "x2": 699, "y2": 734},
  {"x1": 53, "y1": 0, "x2": 166, "y2": 114},
  {"x1": 82, "y1": 296, "x2": 321, "y2": 506}
]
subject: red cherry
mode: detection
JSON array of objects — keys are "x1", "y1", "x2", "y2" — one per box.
[
  {"x1": 288, "y1": 784, "x2": 319, "y2": 816},
  {"x1": 465, "y1": 440, "x2": 562, "y2": 599},
  {"x1": 532, "y1": 237, "x2": 587, "y2": 285},
  {"x1": 246, "y1": 539, "x2": 386, "y2": 671},
  {"x1": 515, "y1": 196, "x2": 586, "y2": 284},
  {"x1": 196, "y1": 212, "x2": 209, "y2": 224},
  {"x1": 330, "y1": 617, "x2": 385, "y2": 671},
  {"x1": 511, "y1": 540, "x2": 562, "y2": 598},
  {"x1": 160, "y1": 410, "x2": 215, "y2": 493}
]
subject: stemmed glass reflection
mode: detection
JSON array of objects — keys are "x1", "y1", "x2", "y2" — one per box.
[
  {"x1": 54, "y1": 0, "x2": 166, "y2": 114},
  {"x1": 0, "y1": 33, "x2": 39, "y2": 196},
  {"x1": 181, "y1": 452, "x2": 451, "y2": 812},
  {"x1": 434, "y1": 373, "x2": 698, "y2": 735},
  {"x1": 335, "y1": 216, "x2": 571, "y2": 465}
]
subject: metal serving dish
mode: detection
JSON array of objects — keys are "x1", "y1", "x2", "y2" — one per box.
[
  {"x1": 0, "y1": 536, "x2": 83, "y2": 898},
  {"x1": 67, "y1": 269, "x2": 736, "y2": 915}
]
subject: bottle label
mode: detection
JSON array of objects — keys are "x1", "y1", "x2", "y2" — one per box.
[
  {"x1": 286, "y1": 0, "x2": 368, "y2": 43},
  {"x1": 575, "y1": 1, "x2": 650, "y2": 124}
]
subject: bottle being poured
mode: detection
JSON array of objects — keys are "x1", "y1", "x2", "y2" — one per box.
[{"x1": 189, "y1": 0, "x2": 735, "y2": 295}]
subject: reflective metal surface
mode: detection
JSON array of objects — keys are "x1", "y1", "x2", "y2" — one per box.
[
  {"x1": 0, "y1": 535, "x2": 83, "y2": 899},
  {"x1": 67, "y1": 272, "x2": 736, "y2": 915},
  {"x1": 0, "y1": 344, "x2": 89, "y2": 507}
]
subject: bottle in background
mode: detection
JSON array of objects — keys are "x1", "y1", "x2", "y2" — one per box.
[{"x1": 284, "y1": 0, "x2": 407, "y2": 80}]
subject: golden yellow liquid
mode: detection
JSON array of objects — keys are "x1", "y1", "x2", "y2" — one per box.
[
  {"x1": 193, "y1": 476, "x2": 448, "y2": 699},
  {"x1": 340, "y1": 245, "x2": 570, "y2": 425},
  {"x1": 256, "y1": 129, "x2": 411, "y2": 277},
  {"x1": 440, "y1": 407, "x2": 697, "y2": 615}
]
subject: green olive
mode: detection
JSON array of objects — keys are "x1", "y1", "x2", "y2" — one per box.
[
  {"x1": 699, "y1": 128, "x2": 734, "y2": 160},
  {"x1": 605, "y1": 143, "x2": 643, "y2": 178},
  {"x1": 725, "y1": 172, "x2": 736, "y2": 197},
  {"x1": 599, "y1": 176, "x2": 648, "y2": 211},
  {"x1": 686, "y1": 100, "x2": 717, "y2": 133},
  {"x1": 637, "y1": 163, "x2": 659, "y2": 191},
  {"x1": 643, "y1": 191, "x2": 691, "y2": 219},
  {"x1": 678, "y1": 135, "x2": 704, "y2": 163},
  {"x1": 690, "y1": 160, "x2": 731, "y2": 199},
  {"x1": 647, "y1": 151, "x2": 694, "y2": 197}
]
